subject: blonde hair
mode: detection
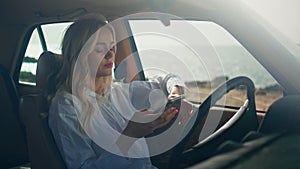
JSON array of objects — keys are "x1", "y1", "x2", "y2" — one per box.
[{"x1": 56, "y1": 14, "x2": 116, "y2": 128}]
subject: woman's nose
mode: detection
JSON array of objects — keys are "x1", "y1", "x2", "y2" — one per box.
[{"x1": 104, "y1": 50, "x2": 113, "y2": 59}]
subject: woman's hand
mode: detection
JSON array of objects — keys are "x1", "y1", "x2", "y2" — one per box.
[
  {"x1": 122, "y1": 107, "x2": 179, "y2": 138},
  {"x1": 167, "y1": 85, "x2": 197, "y2": 126},
  {"x1": 117, "y1": 96, "x2": 197, "y2": 155},
  {"x1": 116, "y1": 107, "x2": 178, "y2": 155},
  {"x1": 168, "y1": 85, "x2": 183, "y2": 99}
]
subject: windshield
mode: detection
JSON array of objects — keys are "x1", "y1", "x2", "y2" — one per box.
[{"x1": 243, "y1": 0, "x2": 300, "y2": 46}]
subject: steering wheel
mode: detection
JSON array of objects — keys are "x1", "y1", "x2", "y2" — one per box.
[{"x1": 168, "y1": 76, "x2": 259, "y2": 168}]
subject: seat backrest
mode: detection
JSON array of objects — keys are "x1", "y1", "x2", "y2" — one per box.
[
  {"x1": 36, "y1": 51, "x2": 62, "y2": 101},
  {"x1": 20, "y1": 94, "x2": 66, "y2": 169},
  {"x1": 0, "y1": 64, "x2": 29, "y2": 168},
  {"x1": 20, "y1": 51, "x2": 67, "y2": 169},
  {"x1": 259, "y1": 95, "x2": 300, "y2": 134}
]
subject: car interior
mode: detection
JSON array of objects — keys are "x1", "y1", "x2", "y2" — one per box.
[{"x1": 1, "y1": 0, "x2": 300, "y2": 169}]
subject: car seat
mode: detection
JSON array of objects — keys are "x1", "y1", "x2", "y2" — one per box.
[
  {"x1": 259, "y1": 95, "x2": 300, "y2": 134},
  {"x1": 19, "y1": 51, "x2": 67, "y2": 169},
  {"x1": 0, "y1": 64, "x2": 29, "y2": 168}
]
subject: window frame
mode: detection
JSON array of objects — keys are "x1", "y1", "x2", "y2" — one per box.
[{"x1": 16, "y1": 21, "x2": 72, "y2": 85}]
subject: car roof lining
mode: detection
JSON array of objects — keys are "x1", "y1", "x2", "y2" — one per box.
[{"x1": 1, "y1": 0, "x2": 150, "y2": 25}]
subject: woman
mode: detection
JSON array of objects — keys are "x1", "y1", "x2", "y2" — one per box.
[{"x1": 49, "y1": 14, "x2": 194, "y2": 169}]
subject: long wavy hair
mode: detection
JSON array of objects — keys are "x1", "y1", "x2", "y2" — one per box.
[{"x1": 56, "y1": 14, "x2": 116, "y2": 128}]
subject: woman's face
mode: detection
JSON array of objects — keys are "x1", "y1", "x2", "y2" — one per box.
[{"x1": 88, "y1": 27, "x2": 115, "y2": 77}]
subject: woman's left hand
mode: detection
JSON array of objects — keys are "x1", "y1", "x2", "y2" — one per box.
[{"x1": 122, "y1": 106, "x2": 179, "y2": 138}]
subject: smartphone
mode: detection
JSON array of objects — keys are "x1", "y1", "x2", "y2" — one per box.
[{"x1": 165, "y1": 95, "x2": 185, "y2": 110}]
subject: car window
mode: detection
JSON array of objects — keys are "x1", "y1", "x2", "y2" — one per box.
[
  {"x1": 19, "y1": 22, "x2": 72, "y2": 85},
  {"x1": 128, "y1": 19, "x2": 283, "y2": 112}
]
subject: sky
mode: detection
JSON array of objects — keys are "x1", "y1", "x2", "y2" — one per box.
[{"x1": 243, "y1": 0, "x2": 300, "y2": 44}]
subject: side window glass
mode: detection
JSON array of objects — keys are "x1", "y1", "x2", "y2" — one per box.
[
  {"x1": 19, "y1": 29, "x2": 42, "y2": 84},
  {"x1": 128, "y1": 20, "x2": 283, "y2": 112},
  {"x1": 42, "y1": 23, "x2": 70, "y2": 53},
  {"x1": 19, "y1": 22, "x2": 71, "y2": 85}
]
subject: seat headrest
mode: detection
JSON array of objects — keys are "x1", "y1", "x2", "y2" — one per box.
[
  {"x1": 259, "y1": 95, "x2": 300, "y2": 134},
  {"x1": 36, "y1": 51, "x2": 62, "y2": 96}
]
